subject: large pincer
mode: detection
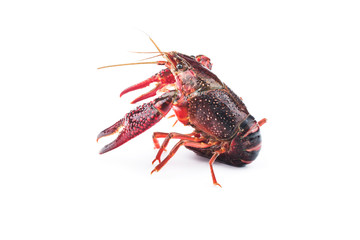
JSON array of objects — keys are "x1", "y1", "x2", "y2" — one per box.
[{"x1": 97, "y1": 91, "x2": 177, "y2": 154}]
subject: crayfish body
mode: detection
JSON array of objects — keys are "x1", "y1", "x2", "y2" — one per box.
[{"x1": 97, "y1": 42, "x2": 266, "y2": 187}]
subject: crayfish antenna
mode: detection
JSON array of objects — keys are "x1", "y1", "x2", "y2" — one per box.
[
  {"x1": 137, "y1": 54, "x2": 163, "y2": 61},
  {"x1": 149, "y1": 37, "x2": 163, "y2": 55},
  {"x1": 148, "y1": 37, "x2": 175, "y2": 69},
  {"x1": 97, "y1": 61, "x2": 165, "y2": 69},
  {"x1": 97, "y1": 36, "x2": 172, "y2": 70},
  {"x1": 129, "y1": 51, "x2": 164, "y2": 54}
]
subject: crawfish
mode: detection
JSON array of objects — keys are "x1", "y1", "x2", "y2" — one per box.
[{"x1": 97, "y1": 38, "x2": 266, "y2": 187}]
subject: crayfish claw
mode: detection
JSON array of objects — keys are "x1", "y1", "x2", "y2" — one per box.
[
  {"x1": 130, "y1": 84, "x2": 164, "y2": 104},
  {"x1": 99, "y1": 138, "x2": 122, "y2": 154},
  {"x1": 98, "y1": 91, "x2": 176, "y2": 155},
  {"x1": 97, "y1": 119, "x2": 124, "y2": 142}
]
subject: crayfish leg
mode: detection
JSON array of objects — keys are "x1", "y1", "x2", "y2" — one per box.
[
  {"x1": 209, "y1": 152, "x2": 222, "y2": 188},
  {"x1": 151, "y1": 139, "x2": 213, "y2": 174},
  {"x1": 258, "y1": 118, "x2": 267, "y2": 127},
  {"x1": 151, "y1": 132, "x2": 202, "y2": 163}
]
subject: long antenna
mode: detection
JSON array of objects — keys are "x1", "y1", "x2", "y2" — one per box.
[
  {"x1": 138, "y1": 54, "x2": 163, "y2": 61},
  {"x1": 149, "y1": 37, "x2": 163, "y2": 54},
  {"x1": 148, "y1": 36, "x2": 175, "y2": 69},
  {"x1": 130, "y1": 51, "x2": 164, "y2": 54},
  {"x1": 97, "y1": 35, "x2": 173, "y2": 70},
  {"x1": 98, "y1": 61, "x2": 164, "y2": 69}
]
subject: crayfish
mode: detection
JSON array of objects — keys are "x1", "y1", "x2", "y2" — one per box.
[{"x1": 97, "y1": 38, "x2": 266, "y2": 187}]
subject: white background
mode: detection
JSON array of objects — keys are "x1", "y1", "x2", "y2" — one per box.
[{"x1": 1, "y1": 0, "x2": 359, "y2": 239}]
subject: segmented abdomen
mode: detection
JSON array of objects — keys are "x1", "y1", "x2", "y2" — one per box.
[
  {"x1": 217, "y1": 115, "x2": 262, "y2": 166},
  {"x1": 186, "y1": 115, "x2": 262, "y2": 167}
]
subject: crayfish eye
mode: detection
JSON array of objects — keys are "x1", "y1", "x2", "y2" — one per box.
[{"x1": 176, "y1": 63, "x2": 183, "y2": 69}]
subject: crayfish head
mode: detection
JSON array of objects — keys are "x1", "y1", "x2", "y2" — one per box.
[
  {"x1": 164, "y1": 52, "x2": 201, "y2": 73},
  {"x1": 164, "y1": 52, "x2": 220, "y2": 96}
]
